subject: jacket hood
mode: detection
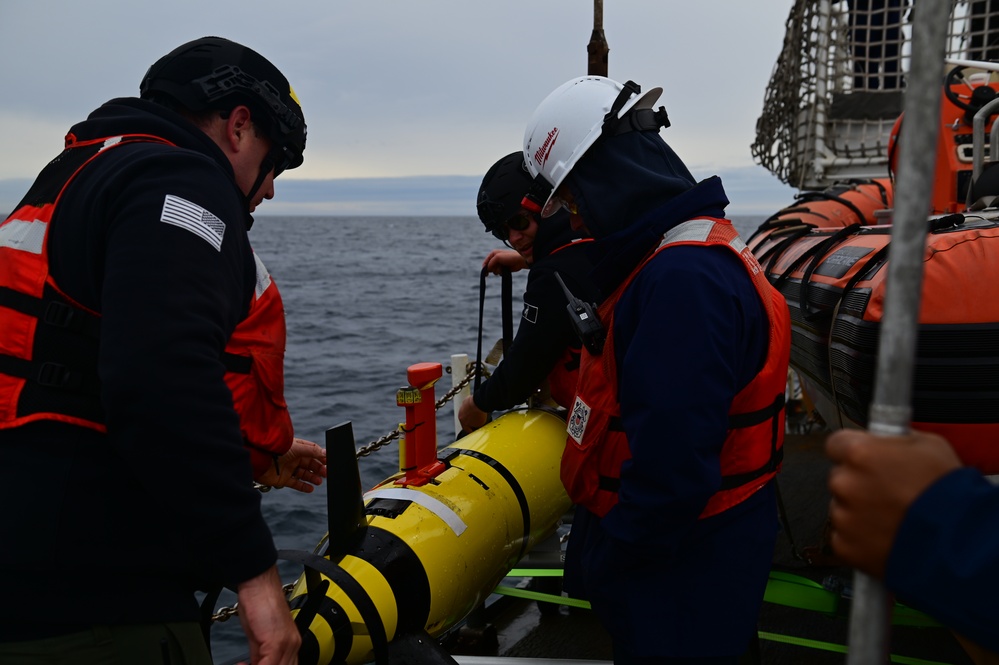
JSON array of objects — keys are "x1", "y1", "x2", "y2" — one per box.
[
  {"x1": 565, "y1": 130, "x2": 698, "y2": 240},
  {"x1": 70, "y1": 97, "x2": 235, "y2": 181},
  {"x1": 534, "y1": 209, "x2": 586, "y2": 262},
  {"x1": 585, "y1": 175, "x2": 731, "y2": 297}
]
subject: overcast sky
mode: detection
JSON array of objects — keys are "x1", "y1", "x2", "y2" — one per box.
[{"x1": 1, "y1": 0, "x2": 795, "y2": 190}]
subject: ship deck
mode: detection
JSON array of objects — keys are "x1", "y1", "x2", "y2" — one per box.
[{"x1": 445, "y1": 431, "x2": 976, "y2": 665}]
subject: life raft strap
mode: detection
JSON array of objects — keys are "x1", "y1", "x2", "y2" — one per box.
[
  {"x1": 800, "y1": 232, "x2": 890, "y2": 322},
  {"x1": 755, "y1": 223, "x2": 815, "y2": 272},
  {"x1": 772, "y1": 223, "x2": 863, "y2": 292},
  {"x1": 793, "y1": 187, "x2": 869, "y2": 226}
]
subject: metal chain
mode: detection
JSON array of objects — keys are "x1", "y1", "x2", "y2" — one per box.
[
  {"x1": 354, "y1": 361, "x2": 484, "y2": 458},
  {"x1": 215, "y1": 363, "x2": 486, "y2": 623},
  {"x1": 211, "y1": 583, "x2": 296, "y2": 623}
]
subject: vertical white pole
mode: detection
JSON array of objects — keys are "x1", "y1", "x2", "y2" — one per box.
[{"x1": 846, "y1": 1, "x2": 950, "y2": 663}]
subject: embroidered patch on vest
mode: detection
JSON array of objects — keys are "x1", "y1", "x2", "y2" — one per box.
[
  {"x1": 160, "y1": 194, "x2": 226, "y2": 251},
  {"x1": 0, "y1": 218, "x2": 47, "y2": 255},
  {"x1": 252, "y1": 251, "x2": 273, "y2": 299},
  {"x1": 567, "y1": 396, "x2": 591, "y2": 444},
  {"x1": 522, "y1": 303, "x2": 539, "y2": 324}
]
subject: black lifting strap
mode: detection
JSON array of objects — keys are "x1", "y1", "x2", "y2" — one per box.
[
  {"x1": 501, "y1": 268, "x2": 513, "y2": 353},
  {"x1": 475, "y1": 267, "x2": 488, "y2": 391},
  {"x1": 474, "y1": 265, "x2": 514, "y2": 391}
]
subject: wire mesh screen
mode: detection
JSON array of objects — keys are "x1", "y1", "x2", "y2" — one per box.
[{"x1": 753, "y1": 0, "x2": 999, "y2": 188}]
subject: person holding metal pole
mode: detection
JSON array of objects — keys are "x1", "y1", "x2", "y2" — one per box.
[
  {"x1": 827, "y1": 0, "x2": 964, "y2": 662},
  {"x1": 826, "y1": 428, "x2": 999, "y2": 654}
]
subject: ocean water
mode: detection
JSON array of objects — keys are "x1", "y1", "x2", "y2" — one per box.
[{"x1": 210, "y1": 214, "x2": 765, "y2": 663}]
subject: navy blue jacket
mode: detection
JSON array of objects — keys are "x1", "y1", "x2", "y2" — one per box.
[
  {"x1": 887, "y1": 467, "x2": 999, "y2": 650},
  {"x1": 562, "y1": 132, "x2": 779, "y2": 658},
  {"x1": 0, "y1": 98, "x2": 275, "y2": 639},
  {"x1": 473, "y1": 216, "x2": 596, "y2": 412}
]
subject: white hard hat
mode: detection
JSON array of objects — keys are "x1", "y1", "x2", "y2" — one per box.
[{"x1": 522, "y1": 76, "x2": 666, "y2": 217}]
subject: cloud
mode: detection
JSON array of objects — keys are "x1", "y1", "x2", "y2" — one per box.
[{"x1": 0, "y1": 0, "x2": 797, "y2": 182}]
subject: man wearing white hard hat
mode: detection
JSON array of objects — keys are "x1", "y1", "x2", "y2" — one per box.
[{"x1": 522, "y1": 76, "x2": 791, "y2": 663}]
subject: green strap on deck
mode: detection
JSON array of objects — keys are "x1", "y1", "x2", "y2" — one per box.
[
  {"x1": 758, "y1": 632, "x2": 953, "y2": 665},
  {"x1": 505, "y1": 567, "x2": 939, "y2": 627},
  {"x1": 492, "y1": 584, "x2": 592, "y2": 609},
  {"x1": 498, "y1": 569, "x2": 951, "y2": 664},
  {"x1": 763, "y1": 570, "x2": 838, "y2": 613}
]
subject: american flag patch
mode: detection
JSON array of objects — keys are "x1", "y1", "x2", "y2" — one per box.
[{"x1": 160, "y1": 195, "x2": 226, "y2": 251}]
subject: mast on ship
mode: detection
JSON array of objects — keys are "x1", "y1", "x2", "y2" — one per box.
[{"x1": 587, "y1": 0, "x2": 609, "y2": 76}]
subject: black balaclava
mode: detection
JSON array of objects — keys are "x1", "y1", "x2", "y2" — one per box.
[
  {"x1": 565, "y1": 130, "x2": 697, "y2": 239},
  {"x1": 532, "y1": 209, "x2": 580, "y2": 263}
]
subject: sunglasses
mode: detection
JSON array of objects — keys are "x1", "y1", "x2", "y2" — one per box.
[{"x1": 491, "y1": 213, "x2": 534, "y2": 242}]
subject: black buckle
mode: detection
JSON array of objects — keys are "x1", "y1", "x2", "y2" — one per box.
[
  {"x1": 43, "y1": 301, "x2": 76, "y2": 329},
  {"x1": 37, "y1": 362, "x2": 82, "y2": 391}
]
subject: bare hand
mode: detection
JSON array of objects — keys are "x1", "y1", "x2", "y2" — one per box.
[
  {"x1": 483, "y1": 249, "x2": 528, "y2": 275},
  {"x1": 458, "y1": 395, "x2": 489, "y2": 433},
  {"x1": 825, "y1": 428, "x2": 961, "y2": 578},
  {"x1": 256, "y1": 438, "x2": 327, "y2": 493},
  {"x1": 236, "y1": 565, "x2": 300, "y2": 665}
]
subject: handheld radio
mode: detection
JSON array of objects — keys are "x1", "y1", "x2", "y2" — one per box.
[{"x1": 554, "y1": 272, "x2": 605, "y2": 355}]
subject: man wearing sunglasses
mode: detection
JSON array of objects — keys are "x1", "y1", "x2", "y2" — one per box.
[
  {"x1": 458, "y1": 152, "x2": 599, "y2": 433},
  {"x1": 0, "y1": 37, "x2": 325, "y2": 664}
]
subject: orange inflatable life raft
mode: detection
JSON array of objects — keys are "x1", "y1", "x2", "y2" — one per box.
[
  {"x1": 755, "y1": 178, "x2": 893, "y2": 234},
  {"x1": 748, "y1": 212, "x2": 999, "y2": 474}
]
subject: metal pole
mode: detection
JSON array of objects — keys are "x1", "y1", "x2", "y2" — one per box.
[
  {"x1": 587, "y1": 0, "x2": 608, "y2": 76},
  {"x1": 846, "y1": 0, "x2": 950, "y2": 663}
]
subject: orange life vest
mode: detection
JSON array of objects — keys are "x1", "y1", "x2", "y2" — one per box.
[
  {"x1": 0, "y1": 132, "x2": 293, "y2": 475},
  {"x1": 546, "y1": 347, "x2": 581, "y2": 408},
  {"x1": 222, "y1": 252, "x2": 295, "y2": 475},
  {"x1": 562, "y1": 217, "x2": 790, "y2": 518}
]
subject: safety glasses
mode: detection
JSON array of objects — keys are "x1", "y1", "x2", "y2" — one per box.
[
  {"x1": 491, "y1": 213, "x2": 533, "y2": 242},
  {"x1": 551, "y1": 188, "x2": 579, "y2": 215}
]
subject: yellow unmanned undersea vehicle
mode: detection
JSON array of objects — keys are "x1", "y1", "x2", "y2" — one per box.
[{"x1": 283, "y1": 362, "x2": 572, "y2": 665}]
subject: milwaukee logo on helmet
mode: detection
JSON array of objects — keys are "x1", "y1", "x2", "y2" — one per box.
[{"x1": 533, "y1": 127, "x2": 559, "y2": 169}]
